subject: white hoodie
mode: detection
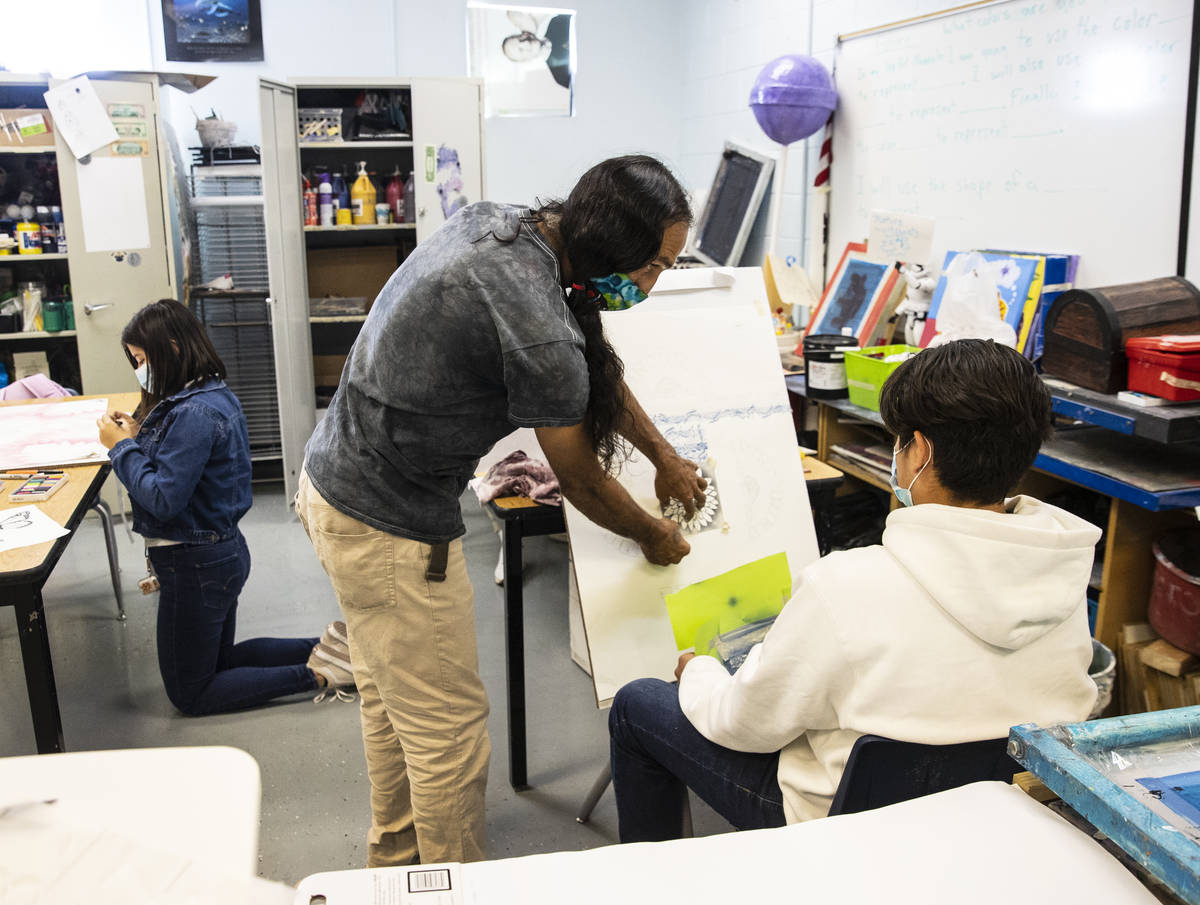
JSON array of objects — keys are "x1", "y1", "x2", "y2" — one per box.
[{"x1": 678, "y1": 495, "x2": 1102, "y2": 823}]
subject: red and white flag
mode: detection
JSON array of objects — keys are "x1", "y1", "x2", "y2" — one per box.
[{"x1": 813, "y1": 117, "x2": 833, "y2": 188}]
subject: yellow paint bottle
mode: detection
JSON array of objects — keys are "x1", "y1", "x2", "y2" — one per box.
[{"x1": 350, "y1": 161, "x2": 376, "y2": 225}]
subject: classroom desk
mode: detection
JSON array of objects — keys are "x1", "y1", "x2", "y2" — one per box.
[
  {"x1": 293, "y1": 781, "x2": 1159, "y2": 905},
  {"x1": 0, "y1": 391, "x2": 140, "y2": 753},
  {"x1": 784, "y1": 376, "x2": 1200, "y2": 657},
  {"x1": 486, "y1": 455, "x2": 844, "y2": 792}
]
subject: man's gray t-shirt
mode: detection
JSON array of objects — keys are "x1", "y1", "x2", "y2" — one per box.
[{"x1": 304, "y1": 202, "x2": 589, "y2": 543}]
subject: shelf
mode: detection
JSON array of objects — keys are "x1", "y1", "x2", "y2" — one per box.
[
  {"x1": 303, "y1": 224, "x2": 414, "y2": 232},
  {"x1": 310, "y1": 315, "x2": 367, "y2": 323},
  {"x1": 1044, "y1": 377, "x2": 1200, "y2": 445},
  {"x1": 299, "y1": 140, "x2": 413, "y2": 149},
  {"x1": 0, "y1": 253, "x2": 68, "y2": 262},
  {"x1": 826, "y1": 452, "x2": 890, "y2": 492},
  {"x1": 0, "y1": 330, "x2": 76, "y2": 341},
  {"x1": 0, "y1": 146, "x2": 56, "y2": 155}
]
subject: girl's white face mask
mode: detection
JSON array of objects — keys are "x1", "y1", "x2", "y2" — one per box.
[{"x1": 134, "y1": 362, "x2": 151, "y2": 393}]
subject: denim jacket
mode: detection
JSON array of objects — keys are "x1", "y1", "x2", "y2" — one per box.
[{"x1": 109, "y1": 379, "x2": 252, "y2": 544}]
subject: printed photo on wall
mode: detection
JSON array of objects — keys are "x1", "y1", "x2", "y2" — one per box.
[
  {"x1": 162, "y1": 0, "x2": 264, "y2": 63},
  {"x1": 805, "y1": 242, "x2": 901, "y2": 342},
  {"x1": 467, "y1": 3, "x2": 575, "y2": 117}
]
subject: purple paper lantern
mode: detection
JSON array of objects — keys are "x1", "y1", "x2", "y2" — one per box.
[{"x1": 750, "y1": 55, "x2": 837, "y2": 146}]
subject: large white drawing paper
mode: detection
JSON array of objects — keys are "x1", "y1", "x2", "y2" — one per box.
[
  {"x1": 565, "y1": 269, "x2": 819, "y2": 705},
  {"x1": 42, "y1": 76, "x2": 118, "y2": 159},
  {"x1": 77, "y1": 158, "x2": 151, "y2": 252},
  {"x1": 0, "y1": 397, "x2": 110, "y2": 470},
  {"x1": 0, "y1": 505, "x2": 69, "y2": 554}
]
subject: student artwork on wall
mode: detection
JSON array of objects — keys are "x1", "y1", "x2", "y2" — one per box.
[
  {"x1": 563, "y1": 270, "x2": 820, "y2": 706},
  {"x1": 805, "y1": 242, "x2": 900, "y2": 342},
  {"x1": 161, "y1": 0, "x2": 265, "y2": 63},
  {"x1": 466, "y1": 3, "x2": 575, "y2": 117}
]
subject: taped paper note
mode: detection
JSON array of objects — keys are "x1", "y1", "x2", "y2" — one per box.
[
  {"x1": 867, "y1": 209, "x2": 935, "y2": 266},
  {"x1": 77, "y1": 157, "x2": 151, "y2": 252},
  {"x1": 665, "y1": 552, "x2": 791, "y2": 653},
  {"x1": 43, "y1": 76, "x2": 118, "y2": 159}
]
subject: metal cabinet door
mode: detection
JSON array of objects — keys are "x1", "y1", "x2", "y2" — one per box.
[
  {"x1": 259, "y1": 78, "x2": 315, "y2": 503},
  {"x1": 410, "y1": 79, "x2": 485, "y2": 243},
  {"x1": 54, "y1": 77, "x2": 173, "y2": 397}
]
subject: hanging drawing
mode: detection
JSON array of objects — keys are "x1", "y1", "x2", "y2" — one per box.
[
  {"x1": 563, "y1": 270, "x2": 820, "y2": 706},
  {"x1": 435, "y1": 146, "x2": 470, "y2": 219},
  {"x1": 467, "y1": 3, "x2": 576, "y2": 117}
]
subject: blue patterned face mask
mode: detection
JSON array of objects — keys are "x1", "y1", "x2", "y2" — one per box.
[{"x1": 590, "y1": 272, "x2": 648, "y2": 310}]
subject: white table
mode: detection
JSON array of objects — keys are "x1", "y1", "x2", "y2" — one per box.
[
  {"x1": 295, "y1": 782, "x2": 1159, "y2": 905},
  {"x1": 0, "y1": 746, "x2": 290, "y2": 904}
]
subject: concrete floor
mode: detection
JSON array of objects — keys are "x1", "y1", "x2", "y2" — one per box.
[{"x1": 0, "y1": 483, "x2": 728, "y2": 884}]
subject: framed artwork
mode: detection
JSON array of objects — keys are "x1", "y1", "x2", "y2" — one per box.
[
  {"x1": 162, "y1": 0, "x2": 264, "y2": 63},
  {"x1": 467, "y1": 3, "x2": 575, "y2": 117},
  {"x1": 805, "y1": 242, "x2": 900, "y2": 341}
]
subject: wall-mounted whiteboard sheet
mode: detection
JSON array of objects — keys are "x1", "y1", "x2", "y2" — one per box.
[
  {"x1": 830, "y1": 0, "x2": 1194, "y2": 287},
  {"x1": 565, "y1": 269, "x2": 819, "y2": 706}
]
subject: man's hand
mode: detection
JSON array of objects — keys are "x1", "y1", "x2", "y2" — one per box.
[
  {"x1": 655, "y1": 456, "x2": 708, "y2": 518},
  {"x1": 96, "y1": 412, "x2": 137, "y2": 450},
  {"x1": 675, "y1": 651, "x2": 696, "y2": 681},
  {"x1": 638, "y1": 516, "x2": 690, "y2": 566}
]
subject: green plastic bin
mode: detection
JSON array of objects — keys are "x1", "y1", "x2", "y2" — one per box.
[{"x1": 844, "y1": 345, "x2": 923, "y2": 411}]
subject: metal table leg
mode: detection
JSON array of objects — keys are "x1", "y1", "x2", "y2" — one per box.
[
  {"x1": 12, "y1": 584, "x2": 65, "y2": 753},
  {"x1": 91, "y1": 500, "x2": 125, "y2": 620},
  {"x1": 502, "y1": 518, "x2": 528, "y2": 791}
]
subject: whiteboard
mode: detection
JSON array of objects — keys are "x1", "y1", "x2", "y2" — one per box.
[{"x1": 829, "y1": 0, "x2": 1194, "y2": 288}]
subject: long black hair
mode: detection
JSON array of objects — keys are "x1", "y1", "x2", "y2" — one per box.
[
  {"x1": 534, "y1": 155, "x2": 692, "y2": 471},
  {"x1": 121, "y1": 298, "x2": 226, "y2": 418}
]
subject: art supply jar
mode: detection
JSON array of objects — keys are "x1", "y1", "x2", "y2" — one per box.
[
  {"x1": 336, "y1": 208, "x2": 352, "y2": 226},
  {"x1": 802, "y1": 334, "x2": 860, "y2": 399},
  {"x1": 42, "y1": 298, "x2": 64, "y2": 332},
  {"x1": 16, "y1": 221, "x2": 41, "y2": 255},
  {"x1": 19, "y1": 281, "x2": 45, "y2": 331},
  {"x1": 375, "y1": 202, "x2": 391, "y2": 225},
  {"x1": 63, "y1": 298, "x2": 75, "y2": 330}
]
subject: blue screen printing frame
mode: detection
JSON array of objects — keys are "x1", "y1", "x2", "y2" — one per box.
[{"x1": 1138, "y1": 770, "x2": 1200, "y2": 827}]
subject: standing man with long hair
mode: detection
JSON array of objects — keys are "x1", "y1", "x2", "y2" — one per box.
[{"x1": 296, "y1": 156, "x2": 705, "y2": 866}]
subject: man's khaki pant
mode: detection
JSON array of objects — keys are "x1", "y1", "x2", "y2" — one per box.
[{"x1": 296, "y1": 470, "x2": 490, "y2": 866}]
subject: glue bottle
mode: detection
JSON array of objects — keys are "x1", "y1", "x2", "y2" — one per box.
[{"x1": 350, "y1": 161, "x2": 376, "y2": 225}]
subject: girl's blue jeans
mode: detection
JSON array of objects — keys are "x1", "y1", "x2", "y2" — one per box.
[
  {"x1": 609, "y1": 677, "x2": 788, "y2": 842},
  {"x1": 149, "y1": 532, "x2": 318, "y2": 715}
]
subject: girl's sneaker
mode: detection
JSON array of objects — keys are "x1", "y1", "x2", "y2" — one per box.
[
  {"x1": 309, "y1": 642, "x2": 356, "y2": 703},
  {"x1": 320, "y1": 620, "x2": 350, "y2": 657}
]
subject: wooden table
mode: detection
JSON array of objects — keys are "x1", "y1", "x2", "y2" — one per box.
[{"x1": 0, "y1": 392, "x2": 139, "y2": 753}]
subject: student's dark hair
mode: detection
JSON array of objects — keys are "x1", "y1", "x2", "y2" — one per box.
[
  {"x1": 121, "y1": 298, "x2": 226, "y2": 418},
  {"x1": 533, "y1": 155, "x2": 692, "y2": 471},
  {"x1": 879, "y1": 339, "x2": 1052, "y2": 505}
]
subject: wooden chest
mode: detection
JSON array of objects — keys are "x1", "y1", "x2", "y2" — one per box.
[{"x1": 1042, "y1": 277, "x2": 1200, "y2": 393}]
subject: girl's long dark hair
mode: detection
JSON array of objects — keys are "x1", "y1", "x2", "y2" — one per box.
[
  {"x1": 122, "y1": 298, "x2": 226, "y2": 418},
  {"x1": 534, "y1": 155, "x2": 692, "y2": 471}
]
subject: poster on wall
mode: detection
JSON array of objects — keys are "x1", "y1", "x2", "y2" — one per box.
[
  {"x1": 162, "y1": 0, "x2": 264, "y2": 63},
  {"x1": 467, "y1": 3, "x2": 575, "y2": 117}
]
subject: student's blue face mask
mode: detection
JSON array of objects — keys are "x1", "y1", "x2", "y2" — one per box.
[
  {"x1": 890, "y1": 438, "x2": 931, "y2": 507},
  {"x1": 591, "y1": 272, "x2": 648, "y2": 311}
]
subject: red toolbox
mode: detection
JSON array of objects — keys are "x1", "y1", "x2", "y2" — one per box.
[{"x1": 1125, "y1": 334, "x2": 1200, "y2": 402}]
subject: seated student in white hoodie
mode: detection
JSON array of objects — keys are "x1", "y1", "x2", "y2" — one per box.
[{"x1": 608, "y1": 339, "x2": 1101, "y2": 842}]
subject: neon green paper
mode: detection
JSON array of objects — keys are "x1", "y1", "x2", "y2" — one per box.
[{"x1": 664, "y1": 552, "x2": 792, "y2": 653}]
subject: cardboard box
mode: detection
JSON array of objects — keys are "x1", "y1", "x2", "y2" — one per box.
[
  {"x1": 0, "y1": 110, "x2": 56, "y2": 149},
  {"x1": 307, "y1": 246, "x2": 399, "y2": 304},
  {"x1": 13, "y1": 350, "x2": 49, "y2": 380},
  {"x1": 313, "y1": 354, "x2": 348, "y2": 388}
]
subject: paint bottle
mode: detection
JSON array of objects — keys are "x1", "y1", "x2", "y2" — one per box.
[
  {"x1": 51, "y1": 206, "x2": 66, "y2": 254},
  {"x1": 330, "y1": 169, "x2": 347, "y2": 215},
  {"x1": 386, "y1": 167, "x2": 404, "y2": 223},
  {"x1": 318, "y1": 173, "x2": 334, "y2": 227},
  {"x1": 350, "y1": 161, "x2": 376, "y2": 225},
  {"x1": 403, "y1": 171, "x2": 415, "y2": 223},
  {"x1": 303, "y1": 174, "x2": 318, "y2": 227}
]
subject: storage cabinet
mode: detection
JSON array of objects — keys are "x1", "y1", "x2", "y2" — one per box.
[{"x1": 259, "y1": 77, "x2": 484, "y2": 501}]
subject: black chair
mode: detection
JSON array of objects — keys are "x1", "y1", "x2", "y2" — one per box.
[{"x1": 828, "y1": 734, "x2": 1019, "y2": 817}]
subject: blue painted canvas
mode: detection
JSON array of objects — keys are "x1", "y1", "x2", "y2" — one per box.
[
  {"x1": 810, "y1": 258, "x2": 890, "y2": 337},
  {"x1": 1138, "y1": 770, "x2": 1200, "y2": 827}
]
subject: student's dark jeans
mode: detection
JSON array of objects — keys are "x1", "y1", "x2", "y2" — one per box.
[
  {"x1": 609, "y1": 677, "x2": 787, "y2": 842},
  {"x1": 149, "y1": 532, "x2": 318, "y2": 715}
]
